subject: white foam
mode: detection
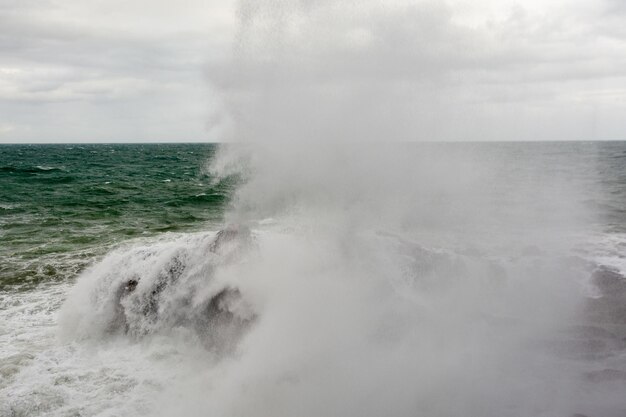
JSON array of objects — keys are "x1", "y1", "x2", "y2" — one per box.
[{"x1": 3, "y1": 218, "x2": 626, "y2": 416}]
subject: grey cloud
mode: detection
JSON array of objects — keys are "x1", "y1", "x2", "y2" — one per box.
[
  {"x1": 0, "y1": 0, "x2": 231, "y2": 141},
  {"x1": 0, "y1": 13, "x2": 210, "y2": 76},
  {"x1": 1, "y1": 0, "x2": 625, "y2": 142},
  {"x1": 605, "y1": 0, "x2": 626, "y2": 14}
]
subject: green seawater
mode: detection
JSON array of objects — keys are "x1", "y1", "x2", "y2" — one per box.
[{"x1": 0, "y1": 143, "x2": 230, "y2": 289}]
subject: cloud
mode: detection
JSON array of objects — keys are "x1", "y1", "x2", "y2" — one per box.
[
  {"x1": 0, "y1": 122, "x2": 16, "y2": 135},
  {"x1": 0, "y1": 0, "x2": 234, "y2": 142},
  {"x1": 1, "y1": 0, "x2": 625, "y2": 142}
]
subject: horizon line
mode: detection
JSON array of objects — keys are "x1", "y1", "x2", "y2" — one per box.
[{"x1": 1, "y1": 139, "x2": 626, "y2": 145}]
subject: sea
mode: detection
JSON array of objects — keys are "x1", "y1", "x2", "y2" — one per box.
[{"x1": 1, "y1": 142, "x2": 626, "y2": 417}]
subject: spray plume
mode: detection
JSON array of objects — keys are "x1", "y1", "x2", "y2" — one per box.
[{"x1": 59, "y1": 2, "x2": 623, "y2": 416}]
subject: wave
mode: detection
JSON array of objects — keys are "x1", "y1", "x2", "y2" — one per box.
[
  {"x1": 56, "y1": 217, "x2": 626, "y2": 416},
  {"x1": 164, "y1": 192, "x2": 229, "y2": 207},
  {"x1": 0, "y1": 165, "x2": 65, "y2": 174},
  {"x1": 51, "y1": 143, "x2": 626, "y2": 417},
  {"x1": 59, "y1": 226, "x2": 256, "y2": 354},
  {"x1": 0, "y1": 202, "x2": 20, "y2": 211}
]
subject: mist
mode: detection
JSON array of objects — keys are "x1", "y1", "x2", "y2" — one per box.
[
  {"x1": 162, "y1": 1, "x2": 612, "y2": 416},
  {"x1": 206, "y1": 0, "x2": 624, "y2": 143},
  {"x1": 53, "y1": 2, "x2": 624, "y2": 417},
  {"x1": 177, "y1": 142, "x2": 600, "y2": 417}
]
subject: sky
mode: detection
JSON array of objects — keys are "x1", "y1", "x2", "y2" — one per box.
[{"x1": 0, "y1": 0, "x2": 625, "y2": 143}]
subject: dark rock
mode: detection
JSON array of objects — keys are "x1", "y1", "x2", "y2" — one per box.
[
  {"x1": 195, "y1": 287, "x2": 256, "y2": 353},
  {"x1": 210, "y1": 225, "x2": 251, "y2": 254},
  {"x1": 591, "y1": 267, "x2": 626, "y2": 297},
  {"x1": 106, "y1": 227, "x2": 256, "y2": 353},
  {"x1": 585, "y1": 266, "x2": 626, "y2": 325},
  {"x1": 124, "y1": 279, "x2": 138, "y2": 292}
]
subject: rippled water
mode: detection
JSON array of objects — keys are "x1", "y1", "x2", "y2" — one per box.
[{"x1": 0, "y1": 144, "x2": 231, "y2": 289}]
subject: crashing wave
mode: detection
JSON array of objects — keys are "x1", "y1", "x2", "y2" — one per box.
[{"x1": 59, "y1": 226, "x2": 256, "y2": 353}]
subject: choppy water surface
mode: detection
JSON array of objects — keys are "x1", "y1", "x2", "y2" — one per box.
[{"x1": 0, "y1": 144, "x2": 230, "y2": 289}]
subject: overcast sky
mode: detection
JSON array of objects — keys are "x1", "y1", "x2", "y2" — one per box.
[{"x1": 0, "y1": 0, "x2": 624, "y2": 143}]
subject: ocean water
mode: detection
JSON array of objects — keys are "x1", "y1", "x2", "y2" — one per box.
[
  {"x1": 0, "y1": 144, "x2": 231, "y2": 290},
  {"x1": 1, "y1": 142, "x2": 626, "y2": 417}
]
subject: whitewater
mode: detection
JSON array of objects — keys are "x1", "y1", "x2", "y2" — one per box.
[{"x1": 2, "y1": 142, "x2": 626, "y2": 417}]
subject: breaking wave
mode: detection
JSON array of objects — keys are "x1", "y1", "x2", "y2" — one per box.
[{"x1": 54, "y1": 143, "x2": 626, "y2": 416}]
